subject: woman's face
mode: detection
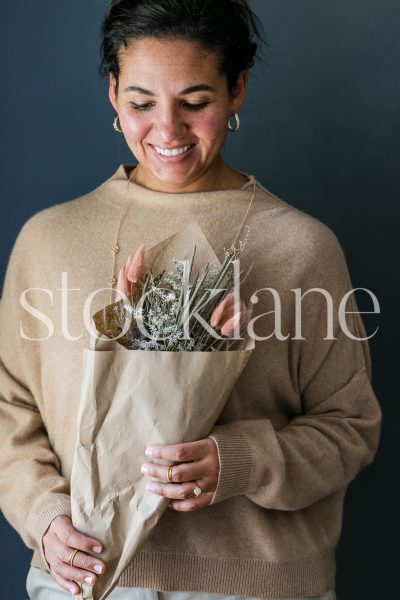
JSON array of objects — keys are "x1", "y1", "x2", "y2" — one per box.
[{"x1": 109, "y1": 37, "x2": 248, "y2": 192}]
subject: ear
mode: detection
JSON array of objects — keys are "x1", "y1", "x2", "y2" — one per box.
[
  {"x1": 108, "y1": 73, "x2": 119, "y2": 113},
  {"x1": 229, "y1": 70, "x2": 249, "y2": 114}
]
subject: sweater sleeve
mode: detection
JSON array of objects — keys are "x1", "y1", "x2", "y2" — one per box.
[
  {"x1": 207, "y1": 225, "x2": 382, "y2": 509},
  {"x1": 0, "y1": 221, "x2": 72, "y2": 571}
]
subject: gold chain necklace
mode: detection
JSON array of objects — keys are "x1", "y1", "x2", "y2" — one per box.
[{"x1": 108, "y1": 165, "x2": 257, "y2": 304}]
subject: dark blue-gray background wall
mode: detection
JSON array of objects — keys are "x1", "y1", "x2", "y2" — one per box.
[{"x1": 0, "y1": 1, "x2": 397, "y2": 598}]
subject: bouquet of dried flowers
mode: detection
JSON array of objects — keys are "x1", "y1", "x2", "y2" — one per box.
[
  {"x1": 97, "y1": 233, "x2": 253, "y2": 353},
  {"x1": 70, "y1": 222, "x2": 255, "y2": 600}
]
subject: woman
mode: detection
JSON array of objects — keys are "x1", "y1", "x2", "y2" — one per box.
[{"x1": 0, "y1": 1, "x2": 381, "y2": 599}]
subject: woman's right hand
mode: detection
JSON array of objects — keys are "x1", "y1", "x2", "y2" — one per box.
[{"x1": 42, "y1": 514, "x2": 106, "y2": 596}]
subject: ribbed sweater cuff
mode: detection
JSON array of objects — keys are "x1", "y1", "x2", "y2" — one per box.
[
  {"x1": 207, "y1": 424, "x2": 253, "y2": 504},
  {"x1": 31, "y1": 499, "x2": 72, "y2": 572}
]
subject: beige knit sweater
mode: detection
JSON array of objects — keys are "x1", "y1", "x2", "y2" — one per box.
[{"x1": 0, "y1": 164, "x2": 382, "y2": 597}]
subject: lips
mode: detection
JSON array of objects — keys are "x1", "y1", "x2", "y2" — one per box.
[{"x1": 149, "y1": 143, "x2": 196, "y2": 163}]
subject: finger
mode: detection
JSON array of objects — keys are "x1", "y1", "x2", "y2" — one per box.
[
  {"x1": 57, "y1": 540, "x2": 106, "y2": 576},
  {"x1": 169, "y1": 491, "x2": 213, "y2": 512},
  {"x1": 52, "y1": 557, "x2": 99, "y2": 588},
  {"x1": 145, "y1": 439, "x2": 210, "y2": 462},
  {"x1": 141, "y1": 460, "x2": 204, "y2": 483},
  {"x1": 51, "y1": 571, "x2": 81, "y2": 596},
  {"x1": 146, "y1": 480, "x2": 208, "y2": 500},
  {"x1": 57, "y1": 524, "x2": 104, "y2": 555}
]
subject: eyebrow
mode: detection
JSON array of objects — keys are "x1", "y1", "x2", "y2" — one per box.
[{"x1": 124, "y1": 84, "x2": 215, "y2": 95}]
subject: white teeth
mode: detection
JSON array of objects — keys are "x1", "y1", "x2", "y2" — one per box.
[{"x1": 154, "y1": 144, "x2": 192, "y2": 157}]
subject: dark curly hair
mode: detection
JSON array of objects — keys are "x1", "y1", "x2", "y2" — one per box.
[{"x1": 99, "y1": 0, "x2": 268, "y2": 93}]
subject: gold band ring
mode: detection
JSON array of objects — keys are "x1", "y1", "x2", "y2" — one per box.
[
  {"x1": 167, "y1": 464, "x2": 174, "y2": 483},
  {"x1": 68, "y1": 548, "x2": 79, "y2": 567}
]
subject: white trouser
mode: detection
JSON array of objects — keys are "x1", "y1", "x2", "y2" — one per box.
[{"x1": 26, "y1": 565, "x2": 337, "y2": 600}]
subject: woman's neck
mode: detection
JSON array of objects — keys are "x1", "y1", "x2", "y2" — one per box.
[{"x1": 128, "y1": 157, "x2": 249, "y2": 193}]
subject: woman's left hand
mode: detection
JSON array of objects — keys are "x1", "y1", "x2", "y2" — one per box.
[{"x1": 141, "y1": 437, "x2": 220, "y2": 511}]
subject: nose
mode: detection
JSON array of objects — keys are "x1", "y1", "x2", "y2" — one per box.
[{"x1": 155, "y1": 104, "x2": 189, "y2": 143}]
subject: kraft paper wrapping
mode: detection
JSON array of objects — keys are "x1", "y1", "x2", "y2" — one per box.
[{"x1": 70, "y1": 223, "x2": 255, "y2": 600}]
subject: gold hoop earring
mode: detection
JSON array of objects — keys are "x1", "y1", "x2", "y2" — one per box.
[
  {"x1": 228, "y1": 113, "x2": 240, "y2": 132},
  {"x1": 113, "y1": 114, "x2": 123, "y2": 133}
]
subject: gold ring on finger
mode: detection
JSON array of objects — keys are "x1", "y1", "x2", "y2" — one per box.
[
  {"x1": 167, "y1": 464, "x2": 174, "y2": 483},
  {"x1": 68, "y1": 548, "x2": 79, "y2": 567}
]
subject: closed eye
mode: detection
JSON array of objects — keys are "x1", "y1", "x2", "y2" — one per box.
[
  {"x1": 184, "y1": 102, "x2": 211, "y2": 111},
  {"x1": 130, "y1": 102, "x2": 211, "y2": 112},
  {"x1": 130, "y1": 103, "x2": 153, "y2": 111}
]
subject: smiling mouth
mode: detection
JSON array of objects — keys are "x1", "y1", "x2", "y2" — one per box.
[{"x1": 152, "y1": 144, "x2": 195, "y2": 157}]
